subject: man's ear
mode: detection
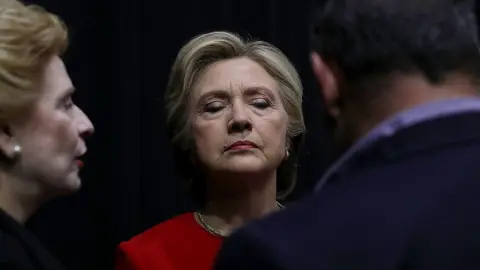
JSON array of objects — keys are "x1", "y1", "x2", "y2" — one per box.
[
  {"x1": 310, "y1": 52, "x2": 340, "y2": 119},
  {"x1": 0, "y1": 126, "x2": 20, "y2": 160}
]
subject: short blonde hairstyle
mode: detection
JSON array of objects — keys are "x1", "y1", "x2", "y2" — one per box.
[
  {"x1": 165, "y1": 31, "x2": 306, "y2": 204},
  {"x1": 0, "y1": 0, "x2": 68, "y2": 124}
]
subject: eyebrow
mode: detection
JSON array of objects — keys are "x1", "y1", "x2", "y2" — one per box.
[
  {"x1": 59, "y1": 86, "x2": 76, "y2": 100},
  {"x1": 198, "y1": 89, "x2": 229, "y2": 101},
  {"x1": 198, "y1": 86, "x2": 274, "y2": 102},
  {"x1": 242, "y1": 86, "x2": 274, "y2": 97}
]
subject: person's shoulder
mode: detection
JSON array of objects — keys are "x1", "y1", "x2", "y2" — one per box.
[
  {"x1": 240, "y1": 195, "x2": 321, "y2": 242},
  {"x1": 214, "y1": 216, "x2": 282, "y2": 270},
  {"x1": 214, "y1": 197, "x2": 320, "y2": 270},
  {"x1": 115, "y1": 212, "x2": 197, "y2": 269},
  {"x1": 399, "y1": 179, "x2": 480, "y2": 269},
  {"x1": 119, "y1": 212, "x2": 195, "y2": 250},
  {"x1": 0, "y1": 229, "x2": 31, "y2": 269}
]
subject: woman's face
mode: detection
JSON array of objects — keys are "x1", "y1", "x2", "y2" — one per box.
[
  {"x1": 8, "y1": 56, "x2": 94, "y2": 195},
  {"x1": 190, "y1": 57, "x2": 289, "y2": 178}
]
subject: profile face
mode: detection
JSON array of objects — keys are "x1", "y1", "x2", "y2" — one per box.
[
  {"x1": 12, "y1": 56, "x2": 94, "y2": 194},
  {"x1": 189, "y1": 57, "x2": 289, "y2": 177}
]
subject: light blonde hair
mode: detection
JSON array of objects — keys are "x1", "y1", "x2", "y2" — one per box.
[
  {"x1": 0, "y1": 0, "x2": 68, "y2": 124},
  {"x1": 165, "y1": 31, "x2": 306, "y2": 204}
]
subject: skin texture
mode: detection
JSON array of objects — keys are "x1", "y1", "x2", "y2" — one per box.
[
  {"x1": 190, "y1": 57, "x2": 289, "y2": 181},
  {"x1": 5, "y1": 55, "x2": 94, "y2": 196}
]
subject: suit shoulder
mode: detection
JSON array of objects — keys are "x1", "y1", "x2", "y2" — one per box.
[
  {"x1": 413, "y1": 175, "x2": 480, "y2": 235},
  {"x1": 221, "y1": 199, "x2": 317, "y2": 251},
  {"x1": 215, "y1": 200, "x2": 321, "y2": 270},
  {"x1": 215, "y1": 220, "x2": 282, "y2": 270},
  {"x1": 400, "y1": 181, "x2": 480, "y2": 269},
  {"x1": 0, "y1": 229, "x2": 30, "y2": 267}
]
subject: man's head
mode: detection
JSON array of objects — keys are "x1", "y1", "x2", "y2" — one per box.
[{"x1": 310, "y1": 0, "x2": 480, "y2": 150}]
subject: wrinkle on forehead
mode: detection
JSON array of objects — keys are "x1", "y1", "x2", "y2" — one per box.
[{"x1": 192, "y1": 57, "x2": 278, "y2": 99}]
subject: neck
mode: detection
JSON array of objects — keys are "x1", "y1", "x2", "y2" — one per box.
[
  {"x1": 0, "y1": 173, "x2": 43, "y2": 224},
  {"x1": 350, "y1": 74, "x2": 479, "y2": 142},
  {"x1": 201, "y1": 171, "x2": 279, "y2": 235}
]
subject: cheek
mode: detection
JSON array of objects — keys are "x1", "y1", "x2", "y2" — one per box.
[
  {"x1": 257, "y1": 115, "x2": 289, "y2": 151},
  {"x1": 57, "y1": 120, "x2": 77, "y2": 144},
  {"x1": 34, "y1": 117, "x2": 76, "y2": 152},
  {"x1": 192, "y1": 119, "x2": 225, "y2": 158}
]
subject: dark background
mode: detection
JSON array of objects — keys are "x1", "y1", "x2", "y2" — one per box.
[{"x1": 22, "y1": 0, "x2": 336, "y2": 269}]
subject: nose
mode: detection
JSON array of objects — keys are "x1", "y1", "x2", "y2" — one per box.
[
  {"x1": 228, "y1": 100, "x2": 252, "y2": 133},
  {"x1": 76, "y1": 106, "x2": 94, "y2": 139}
]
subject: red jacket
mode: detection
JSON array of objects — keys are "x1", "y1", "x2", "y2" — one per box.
[{"x1": 115, "y1": 213, "x2": 223, "y2": 270}]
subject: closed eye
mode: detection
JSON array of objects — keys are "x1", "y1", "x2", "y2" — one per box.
[
  {"x1": 64, "y1": 97, "x2": 74, "y2": 110},
  {"x1": 58, "y1": 86, "x2": 75, "y2": 111},
  {"x1": 204, "y1": 101, "x2": 225, "y2": 113},
  {"x1": 251, "y1": 98, "x2": 270, "y2": 109}
]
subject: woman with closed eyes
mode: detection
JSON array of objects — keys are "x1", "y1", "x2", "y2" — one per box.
[{"x1": 115, "y1": 31, "x2": 305, "y2": 270}]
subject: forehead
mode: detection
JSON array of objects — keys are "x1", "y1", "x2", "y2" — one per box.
[
  {"x1": 193, "y1": 57, "x2": 278, "y2": 98},
  {"x1": 39, "y1": 56, "x2": 73, "y2": 97}
]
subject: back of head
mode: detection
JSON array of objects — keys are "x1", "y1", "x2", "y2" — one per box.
[
  {"x1": 310, "y1": 0, "x2": 480, "y2": 101},
  {"x1": 0, "y1": 0, "x2": 68, "y2": 123}
]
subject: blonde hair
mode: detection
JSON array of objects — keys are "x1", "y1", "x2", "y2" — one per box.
[
  {"x1": 0, "y1": 0, "x2": 68, "y2": 123},
  {"x1": 165, "y1": 31, "x2": 306, "y2": 203}
]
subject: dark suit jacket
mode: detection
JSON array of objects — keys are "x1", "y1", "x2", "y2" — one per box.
[
  {"x1": 0, "y1": 209, "x2": 65, "y2": 270},
  {"x1": 214, "y1": 112, "x2": 480, "y2": 270}
]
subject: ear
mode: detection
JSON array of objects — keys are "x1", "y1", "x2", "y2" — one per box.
[
  {"x1": 0, "y1": 126, "x2": 20, "y2": 160},
  {"x1": 310, "y1": 52, "x2": 340, "y2": 119}
]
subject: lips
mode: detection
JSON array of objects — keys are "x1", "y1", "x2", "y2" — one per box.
[
  {"x1": 75, "y1": 150, "x2": 87, "y2": 169},
  {"x1": 225, "y1": 140, "x2": 258, "y2": 151},
  {"x1": 75, "y1": 159, "x2": 84, "y2": 168}
]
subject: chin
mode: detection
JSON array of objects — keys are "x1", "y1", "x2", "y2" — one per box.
[
  {"x1": 54, "y1": 174, "x2": 82, "y2": 195},
  {"x1": 222, "y1": 157, "x2": 268, "y2": 173},
  {"x1": 66, "y1": 175, "x2": 82, "y2": 190}
]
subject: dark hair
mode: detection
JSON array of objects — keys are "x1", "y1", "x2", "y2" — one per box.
[{"x1": 310, "y1": 0, "x2": 480, "y2": 100}]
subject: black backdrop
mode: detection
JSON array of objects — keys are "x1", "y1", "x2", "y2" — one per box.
[{"x1": 19, "y1": 0, "x2": 336, "y2": 269}]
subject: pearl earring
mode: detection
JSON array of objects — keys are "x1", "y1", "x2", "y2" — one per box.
[{"x1": 12, "y1": 144, "x2": 21, "y2": 156}]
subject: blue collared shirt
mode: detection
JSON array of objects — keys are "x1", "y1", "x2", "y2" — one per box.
[{"x1": 314, "y1": 97, "x2": 480, "y2": 192}]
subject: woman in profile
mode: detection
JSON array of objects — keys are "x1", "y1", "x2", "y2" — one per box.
[
  {"x1": 115, "y1": 31, "x2": 305, "y2": 270},
  {"x1": 0, "y1": 1, "x2": 94, "y2": 269}
]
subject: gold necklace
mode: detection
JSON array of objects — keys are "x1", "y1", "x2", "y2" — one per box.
[{"x1": 194, "y1": 201, "x2": 284, "y2": 237}]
